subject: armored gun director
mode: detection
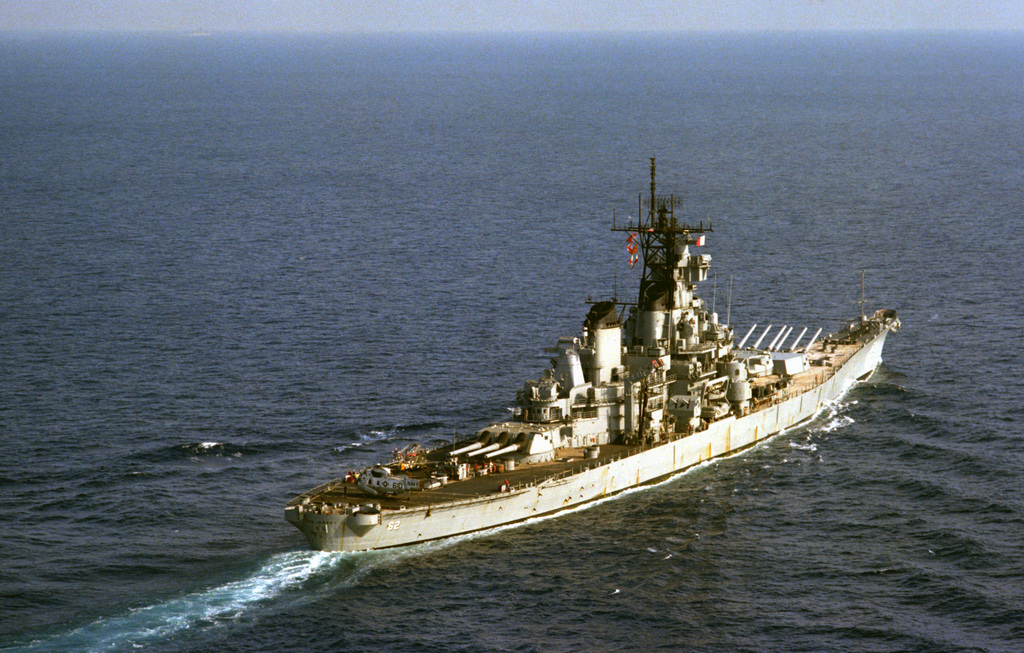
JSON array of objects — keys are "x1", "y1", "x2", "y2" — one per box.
[{"x1": 285, "y1": 159, "x2": 899, "y2": 551}]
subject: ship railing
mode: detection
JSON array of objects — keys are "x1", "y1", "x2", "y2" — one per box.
[
  {"x1": 474, "y1": 356, "x2": 857, "y2": 496},
  {"x1": 771, "y1": 367, "x2": 836, "y2": 405},
  {"x1": 503, "y1": 434, "x2": 700, "y2": 493},
  {"x1": 471, "y1": 365, "x2": 853, "y2": 494}
]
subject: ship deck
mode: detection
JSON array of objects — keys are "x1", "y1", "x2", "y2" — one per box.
[
  {"x1": 293, "y1": 444, "x2": 637, "y2": 511},
  {"x1": 750, "y1": 339, "x2": 862, "y2": 405},
  {"x1": 290, "y1": 338, "x2": 866, "y2": 513}
]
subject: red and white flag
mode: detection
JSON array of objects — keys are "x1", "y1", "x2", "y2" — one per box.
[
  {"x1": 693, "y1": 235, "x2": 705, "y2": 247},
  {"x1": 626, "y1": 232, "x2": 639, "y2": 268}
]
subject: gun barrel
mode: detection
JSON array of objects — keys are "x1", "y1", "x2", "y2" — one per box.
[
  {"x1": 466, "y1": 442, "x2": 502, "y2": 457},
  {"x1": 804, "y1": 328, "x2": 823, "y2": 353},
  {"x1": 450, "y1": 441, "x2": 483, "y2": 456},
  {"x1": 752, "y1": 324, "x2": 773, "y2": 349},
  {"x1": 788, "y1": 327, "x2": 808, "y2": 351},
  {"x1": 485, "y1": 444, "x2": 521, "y2": 459},
  {"x1": 737, "y1": 323, "x2": 757, "y2": 349}
]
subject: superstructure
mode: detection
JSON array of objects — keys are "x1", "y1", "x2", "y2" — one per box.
[{"x1": 285, "y1": 160, "x2": 900, "y2": 551}]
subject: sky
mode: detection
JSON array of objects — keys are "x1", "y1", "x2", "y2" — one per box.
[{"x1": 1, "y1": 0, "x2": 1022, "y2": 34}]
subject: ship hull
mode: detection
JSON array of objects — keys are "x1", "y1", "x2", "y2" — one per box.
[{"x1": 287, "y1": 329, "x2": 889, "y2": 552}]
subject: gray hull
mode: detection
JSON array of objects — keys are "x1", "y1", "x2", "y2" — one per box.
[{"x1": 288, "y1": 330, "x2": 887, "y2": 551}]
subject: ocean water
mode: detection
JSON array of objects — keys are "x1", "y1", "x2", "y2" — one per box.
[{"x1": 1, "y1": 31, "x2": 1023, "y2": 652}]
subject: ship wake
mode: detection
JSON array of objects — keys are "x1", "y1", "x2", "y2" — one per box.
[{"x1": 6, "y1": 551, "x2": 357, "y2": 652}]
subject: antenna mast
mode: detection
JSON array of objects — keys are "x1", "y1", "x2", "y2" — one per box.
[
  {"x1": 611, "y1": 157, "x2": 713, "y2": 311},
  {"x1": 860, "y1": 270, "x2": 866, "y2": 322},
  {"x1": 712, "y1": 272, "x2": 717, "y2": 316},
  {"x1": 726, "y1": 275, "x2": 733, "y2": 326},
  {"x1": 649, "y1": 156, "x2": 657, "y2": 227}
]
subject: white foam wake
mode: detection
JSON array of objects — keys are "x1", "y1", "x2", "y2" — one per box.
[
  {"x1": 819, "y1": 415, "x2": 855, "y2": 433},
  {"x1": 8, "y1": 551, "x2": 346, "y2": 653},
  {"x1": 810, "y1": 398, "x2": 858, "y2": 434}
]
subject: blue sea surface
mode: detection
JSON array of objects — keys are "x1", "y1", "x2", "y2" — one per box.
[{"x1": 1, "y1": 32, "x2": 1023, "y2": 652}]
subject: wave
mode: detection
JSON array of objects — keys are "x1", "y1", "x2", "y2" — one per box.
[
  {"x1": 5, "y1": 515, "x2": 557, "y2": 653},
  {"x1": 126, "y1": 441, "x2": 265, "y2": 465},
  {"x1": 789, "y1": 440, "x2": 818, "y2": 452},
  {"x1": 333, "y1": 422, "x2": 452, "y2": 455},
  {"x1": 818, "y1": 415, "x2": 855, "y2": 433},
  {"x1": 331, "y1": 426, "x2": 399, "y2": 455},
  {"x1": 805, "y1": 397, "x2": 858, "y2": 435},
  {"x1": 4, "y1": 551, "x2": 349, "y2": 653}
]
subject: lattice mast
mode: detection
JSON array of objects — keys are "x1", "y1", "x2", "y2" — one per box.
[{"x1": 613, "y1": 157, "x2": 713, "y2": 353}]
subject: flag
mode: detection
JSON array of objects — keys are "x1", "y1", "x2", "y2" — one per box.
[
  {"x1": 626, "y1": 232, "x2": 639, "y2": 268},
  {"x1": 693, "y1": 235, "x2": 705, "y2": 247}
]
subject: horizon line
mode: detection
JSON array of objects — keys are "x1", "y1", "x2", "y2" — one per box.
[{"x1": 3, "y1": 26, "x2": 1023, "y2": 38}]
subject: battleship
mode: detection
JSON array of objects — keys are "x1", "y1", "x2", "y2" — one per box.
[{"x1": 285, "y1": 159, "x2": 900, "y2": 552}]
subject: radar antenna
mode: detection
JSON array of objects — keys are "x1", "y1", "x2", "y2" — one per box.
[{"x1": 611, "y1": 157, "x2": 713, "y2": 311}]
